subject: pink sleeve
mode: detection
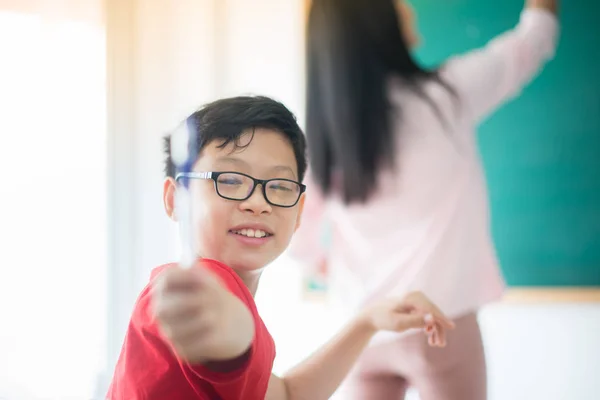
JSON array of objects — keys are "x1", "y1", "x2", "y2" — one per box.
[
  {"x1": 440, "y1": 8, "x2": 559, "y2": 123},
  {"x1": 287, "y1": 171, "x2": 328, "y2": 272}
]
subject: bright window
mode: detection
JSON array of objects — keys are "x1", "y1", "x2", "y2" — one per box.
[{"x1": 0, "y1": 5, "x2": 106, "y2": 400}]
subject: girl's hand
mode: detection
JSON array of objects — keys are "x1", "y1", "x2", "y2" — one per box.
[{"x1": 359, "y1": 291, "x2": 455, "y2": 347}]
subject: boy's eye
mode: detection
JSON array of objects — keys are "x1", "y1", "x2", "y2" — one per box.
[
  {"x1": 217, "y1": 175, "x2": 244, "y2": 185},
  {"x1": 268, "y1": 181, "x2": 294, "y2": 192}
]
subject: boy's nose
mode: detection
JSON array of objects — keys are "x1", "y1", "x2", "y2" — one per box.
[{"x1": 240, "y1": 184, "x2": 272, "y2": 214}]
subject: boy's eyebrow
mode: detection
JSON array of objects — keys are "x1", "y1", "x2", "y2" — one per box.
[
  {"x1": 271, "y1": 165, "x2": 297, "y2": 179},
  {"x1": 214, "y1": 156, "x2": 297, "y2": 178}
]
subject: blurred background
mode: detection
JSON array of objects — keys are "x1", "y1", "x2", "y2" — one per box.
[{"x1": 0, "y1": 0, "x2": 598, "y2": 399}]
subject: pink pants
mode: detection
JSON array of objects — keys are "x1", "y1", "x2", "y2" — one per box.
[{"x1": 335, "y1": 312, "x2": 487, "y2": 400}]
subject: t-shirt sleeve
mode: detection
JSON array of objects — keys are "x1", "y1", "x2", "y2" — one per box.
[
  {"x1": 107, "y1": 261, "x2": 266, "y2": 399},
  {"x1": 184, "y1": 260, "x2": 259, "y2": 386},
  {"x1": 149, "y1": 260, "x2": 260, "y2": 391}
]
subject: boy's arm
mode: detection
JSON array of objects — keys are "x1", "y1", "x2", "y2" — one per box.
[
  {"x1": 265, "y1": 293, "x2": 455, "y2": 400},
  {"x1": 265, "y1": 315, "x2": 376, "y2": 400},
  {"x1": 152, "y1": 265, "x2": 255, "y2": 365}
]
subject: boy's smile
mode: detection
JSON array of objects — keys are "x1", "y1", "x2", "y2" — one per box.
[{"x1": 229, "y1": 222, "x2": 274, "y2": 245}]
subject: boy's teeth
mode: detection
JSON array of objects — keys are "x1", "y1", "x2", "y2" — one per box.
[{"x1": 234, "y1": 229, "x2": 268, "y2": 238}]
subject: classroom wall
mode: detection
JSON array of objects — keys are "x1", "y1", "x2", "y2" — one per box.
[
  {"x1": 478, "y1": 302, "x2": 600, "y2": 400},
  {"x1": 104, "y1": 0, "x2": 598, "y2": 399}
]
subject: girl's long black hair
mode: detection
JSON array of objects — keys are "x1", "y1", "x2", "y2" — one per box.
[{"x1": 306, "y1": 0, "x2": 453, "y2": 203}]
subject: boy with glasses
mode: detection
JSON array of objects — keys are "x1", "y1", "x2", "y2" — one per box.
[{"x1": 107, "y1": 96, "x2": 454, "y2": 400}]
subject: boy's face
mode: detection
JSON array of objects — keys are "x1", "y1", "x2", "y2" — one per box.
[{"x1": 164, "y1": 128, "x2": 305, "y2": 274}]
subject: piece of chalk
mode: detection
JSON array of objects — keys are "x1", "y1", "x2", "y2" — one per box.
[{"x1": 171, "y1": 124, "x2": 191, "y2": 167}]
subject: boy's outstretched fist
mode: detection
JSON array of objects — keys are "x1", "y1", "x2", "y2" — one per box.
[
  {"x1": 358, "y1": 291, "x2": 456, "y2": 347},
  {"x1": 151, "y1": 264, "x2": 255, "y2": 364}
]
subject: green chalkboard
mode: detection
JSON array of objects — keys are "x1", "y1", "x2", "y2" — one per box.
[{"x1": 413, "y1": 0, "x2": 600, "y2": 286}]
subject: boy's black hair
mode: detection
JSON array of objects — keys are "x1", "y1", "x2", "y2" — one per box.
[{"x1": 163, "y1": 96, "x2": 307, "y2": 183}]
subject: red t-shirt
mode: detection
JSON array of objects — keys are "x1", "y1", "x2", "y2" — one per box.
[{"x1": 107, "y1": 259, "x2": 276, "y2": 400}]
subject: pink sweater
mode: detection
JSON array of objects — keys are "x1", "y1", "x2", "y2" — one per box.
[{"x1": 289, "y1": 9, "x2": 559, "y2": 322}]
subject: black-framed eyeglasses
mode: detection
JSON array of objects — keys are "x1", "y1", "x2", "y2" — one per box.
[{"x1": 175, "y1": 171, "x2": 306, "y2": 208}]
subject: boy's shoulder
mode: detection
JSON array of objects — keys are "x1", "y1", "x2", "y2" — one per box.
[
  {"x1": 150, "y1": 258, "x2": 231, "y2": 279},
  {"x1": 149, "y1": 258, "x2": 254, "y2": 305}
]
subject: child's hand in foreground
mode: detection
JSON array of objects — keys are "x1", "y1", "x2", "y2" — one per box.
[
  {"x1": 359, "y1": 291, "x2": 455, "y2": 347},
  {"x1": 152, "y1": 264, "x2": 255, "y2": 363}
]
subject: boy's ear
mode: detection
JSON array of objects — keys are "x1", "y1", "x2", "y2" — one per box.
[
  {"x1": 294, "y1": 192, "x2": 306, "y2": 232},
  {"x1": 163, "y1": 177, "x2": 178, "y2": 221}
]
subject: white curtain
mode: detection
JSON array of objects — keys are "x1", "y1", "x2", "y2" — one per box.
[{"x1": 0, "y1": 0, "x2": 106, "y2": 399}]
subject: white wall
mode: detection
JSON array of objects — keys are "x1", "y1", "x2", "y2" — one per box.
[
  {"x1": 479, "y1": 302, "x2": 600, "y2": 400},
  {"x1": 218, "y1": 0, "x2": 306, "y2": 123}
]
